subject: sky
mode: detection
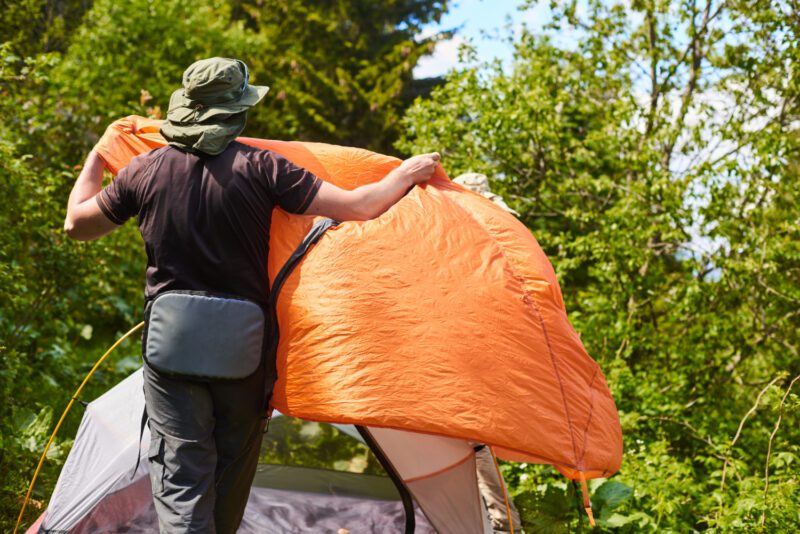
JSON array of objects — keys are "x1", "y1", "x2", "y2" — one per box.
[{"x1": 414, "y1": 0, "x2": 551, "y2": 78}]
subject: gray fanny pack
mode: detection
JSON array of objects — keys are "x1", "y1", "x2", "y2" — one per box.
[{"x1": 143, "y1": 291, "x2": 266, "y2": 379}]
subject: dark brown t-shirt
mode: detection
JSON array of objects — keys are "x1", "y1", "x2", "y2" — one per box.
[{"x1": 97, "y1": 142, "x2": 322, "y2": 305}]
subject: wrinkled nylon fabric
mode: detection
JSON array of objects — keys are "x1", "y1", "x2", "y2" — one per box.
[{"x1": 94, "y1": 116, "x2": 623, "y2": 479}]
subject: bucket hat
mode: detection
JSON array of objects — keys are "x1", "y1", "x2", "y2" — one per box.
[{"x1": 160, "y1": 57, "x2": 269, "y2": 155}]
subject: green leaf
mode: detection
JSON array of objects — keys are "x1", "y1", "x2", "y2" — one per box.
[
  {"x1": 603, "y1": 512, "x2": 635, "y2": 527},
  {"x1": 593, "y1": 480, "x2": 633, "y2": 512}
]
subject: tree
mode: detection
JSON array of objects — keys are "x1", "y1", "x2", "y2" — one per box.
[
  {"x1": 0, "y1": 0, "x2": 91, "y2": 57},
  {"x1": 229, "y1": 0, "x2": 449, "y2": 153},
  {"x1": 399, "y1": 0, "x2": 799, "y2": 530}
]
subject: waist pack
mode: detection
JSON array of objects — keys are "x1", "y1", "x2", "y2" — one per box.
[{"x1": 143, "y1": 291, "x2": 266, "y2": 380}]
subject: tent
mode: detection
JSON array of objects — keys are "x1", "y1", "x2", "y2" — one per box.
[{"x1": 27, "y1": 368, "x2": 492, "y2": 533}]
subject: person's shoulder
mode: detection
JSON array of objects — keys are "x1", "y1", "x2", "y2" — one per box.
[
  {"x1": 225, "y1": 141, "x2": 275, "y2": 158},
  {"x1": 120, "y1": 145, "x2": 171, "y2": 178},
  {"x1": 224, "y1": 142, "x2": 283, "y2": 170},
  {"x1": 131, "y1": 145, "x2": 172, "y2": 165}
]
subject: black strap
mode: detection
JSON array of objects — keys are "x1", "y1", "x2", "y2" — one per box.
[
  {"x1": 270, "y1": 218, "x2": 340, "y2": 304},
  {"x1": 263, "y1": 218, "x2": 340, "y2": 409},
  {"x1": 356, "y1": 426, "x2": 416, "y2": 534},
  {"x1": 131, "y1": 405, "x2": 148, "y2": 479}
]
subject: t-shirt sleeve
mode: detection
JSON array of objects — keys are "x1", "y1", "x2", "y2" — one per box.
[
  {"x1": 96, "y1": 156, "x2": 142, "y2": 225},
  {"x1": 261, "y1": 151, "x2": 323, "y2": 214}
]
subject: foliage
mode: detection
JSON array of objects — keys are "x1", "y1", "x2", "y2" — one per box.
[
  {"x1": 400, "y1": 0, "x2": 799, "y2": 530},
  {"x1": 0, "y1": 45, "x2": 144, "y2": 526}
]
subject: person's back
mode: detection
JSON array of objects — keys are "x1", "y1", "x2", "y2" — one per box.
[{"x1": 100, "y1": 141, "x2": 321, "y2": 304}]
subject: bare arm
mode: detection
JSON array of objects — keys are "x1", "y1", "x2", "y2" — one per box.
[
  {"x1": 304, "y1": 153, "x2": 440, "y2": 221},
  {"x1": 64, "y1": 150, "x2": 120, "y2": 241}
]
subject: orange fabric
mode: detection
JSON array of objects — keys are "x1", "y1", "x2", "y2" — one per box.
[{"x1": 95, "y1": 116, "x2": 623, "y2": 479}]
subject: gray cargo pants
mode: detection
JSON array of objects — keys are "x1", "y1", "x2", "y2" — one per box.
[{"x1": 143, "y1": 362, "x2": 269, "y2": 533}]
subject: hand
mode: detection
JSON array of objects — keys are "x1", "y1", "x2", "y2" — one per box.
[{"x1": 398, "y1": 152, "x2": 440, "y2": 185}]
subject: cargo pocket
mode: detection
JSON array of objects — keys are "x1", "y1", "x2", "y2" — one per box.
[{"x1": 148, "y1": 435, "x2": 166, "y2": 495}]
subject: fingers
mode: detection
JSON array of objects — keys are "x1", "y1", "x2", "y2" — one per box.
[
  {"x1": 421, "y1": 153, "x2": 439, "y2": 176},
  {"x1": 398, "y1": 152, "x2": 441, "y2": 184},
  {"x1": 412, "y1": 152, "x2": 440, "y2": 163}
]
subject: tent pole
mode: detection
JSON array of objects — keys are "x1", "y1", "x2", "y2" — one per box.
[{"x1": 356, "y1": 426, "x2": 415, "y2": 534}]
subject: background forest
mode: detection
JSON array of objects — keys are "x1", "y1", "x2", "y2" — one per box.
[{"x1": 1, "y1": 0, "x2": 798, "y2": 532}]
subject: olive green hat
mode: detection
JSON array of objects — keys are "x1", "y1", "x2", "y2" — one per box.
[{"x1": 160, "y1": 57, "x2": 269, "y2": 155}]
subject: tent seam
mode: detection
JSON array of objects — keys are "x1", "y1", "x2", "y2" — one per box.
[
  {"x1": 525, "y1": 295, "x2": 581, "y2": 468},
  {"x1": 402, "y1": 451, "x2": 474, "y2": 483},
  {"x1": 577, "y1": 366, "x2": 600, "y2": 467}
]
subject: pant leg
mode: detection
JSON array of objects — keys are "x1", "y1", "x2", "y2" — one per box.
[
  {"x1": 143, "y1": 363, "x2": 217, "y2": 534},
  {"x1": 209, "y1": 362, "x2": 271, "y2": 534}
]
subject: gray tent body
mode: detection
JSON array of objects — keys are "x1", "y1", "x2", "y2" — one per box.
[{"x1": 30, "y1": 369, "x2": 494, "y2": 533}]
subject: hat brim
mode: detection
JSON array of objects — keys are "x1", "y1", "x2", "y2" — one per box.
[
  {"x1": 239, "y1": 84, "x2": 269, "y2": 108},
  {"x1": 166, "y1": 84, "x2": 269, "y2": 124}
]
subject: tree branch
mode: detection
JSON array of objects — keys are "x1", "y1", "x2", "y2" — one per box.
[
  {"x1": 644, "y1": 6, "x2": 660, "y2": 137},
  {"x1": 760, "y1": 375, "x2": 800, "y2": 527},
  {"x1": 718, "y1": 376, "x2": 783, "y2": 517},
  {"x1": 662, "y1": 0, "x2": 712, "y2": 169}
]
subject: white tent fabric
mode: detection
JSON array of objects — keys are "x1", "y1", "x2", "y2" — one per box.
[
  {"x1": 42, "y1": 370, "x2": 147, "y2": 530},
  {"x1": 32, "y1": 369, "x2": 495, "y2": 533},
  {"x1": 367, "y1": 427, "x2": 492, "y2": 534}
]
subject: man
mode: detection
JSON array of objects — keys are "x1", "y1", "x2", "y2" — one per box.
[{"x1": 64, "y1": 57, "x2": 439, "y2": 533}]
